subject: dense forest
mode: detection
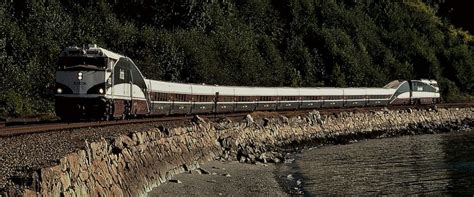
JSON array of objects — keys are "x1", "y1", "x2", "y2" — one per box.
[{"x1": 0, "y1": 0, "x2": 473, "y2": 117}]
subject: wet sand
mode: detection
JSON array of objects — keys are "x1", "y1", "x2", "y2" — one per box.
[{"x1": 148, "y1": 161, "x2": 289, "y2": 196}]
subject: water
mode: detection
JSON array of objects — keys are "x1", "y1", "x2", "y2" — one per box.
[{"x1": 278, "y1": 129, "x2": 474, "y2": 195}]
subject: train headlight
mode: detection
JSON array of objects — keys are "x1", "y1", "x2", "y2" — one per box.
[
  {"x1": 78, "y1": 72, "x2": 83, "y2": 80},
  {"x1": 57, "y1": 88, "x2": 62, "y2": 94},
  {"x1": 99, "y1": 88, "x2": 104, "y2": 94}
]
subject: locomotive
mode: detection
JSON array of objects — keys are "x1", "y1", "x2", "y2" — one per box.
[{"x1": 55, "y1": 45, "x2": 440, "y2": 120}]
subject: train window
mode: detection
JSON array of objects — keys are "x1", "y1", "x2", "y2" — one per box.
[
  {"x1": 59, "y1": 56, "x2": 107, "y2": 68},
  {"x1": 119, "y1": 69, "x2": 125, "y2": 80}
]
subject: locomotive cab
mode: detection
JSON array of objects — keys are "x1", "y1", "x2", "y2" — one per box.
[
  {"x1": 55, "y1": 45, "x2": 115, "y2": 120},
  {"x1": 55, "y1": 44, "x2": 149, "y2": 120},
  {"x1": 387, "y1": 79, "x2": 440, "y2": 105}
]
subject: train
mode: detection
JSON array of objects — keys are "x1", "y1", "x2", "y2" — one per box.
[{"x1": 55, "y1": 44, "x2": 440, "y2": 120}]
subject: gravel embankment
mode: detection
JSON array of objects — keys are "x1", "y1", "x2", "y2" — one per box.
[{"x1": 0, "y1": 121, "x2": 187, "y2": 194}]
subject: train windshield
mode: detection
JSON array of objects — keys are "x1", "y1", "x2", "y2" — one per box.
[{"x1": 58, "y1": 57, "x2": 107, "y2": 70}]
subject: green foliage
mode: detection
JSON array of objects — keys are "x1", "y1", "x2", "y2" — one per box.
[{"x1": 1, "y1": 0, "x2": 473, "y2": 116}]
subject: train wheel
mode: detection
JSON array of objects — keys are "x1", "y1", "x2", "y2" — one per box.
[
  {"x1": 102, "y1": 114, "x2": 111, "y2": 121},
  {"x1": 103, "y1": 102, "x2": 113, "y2": 121}
]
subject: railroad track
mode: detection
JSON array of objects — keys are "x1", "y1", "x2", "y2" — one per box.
[
  {"x1": 1, "y1": 102, "x2": 472, "y2": 137},
  {"x1": 0, "y1": 117, "x2": 184, "y2": 137}
]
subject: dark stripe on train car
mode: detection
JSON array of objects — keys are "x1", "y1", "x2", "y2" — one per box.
[
  {"x1": 255, "y1": 103, "x2": 277, "y2": 111},
  {"x1": 170, "y1": 103, "x2": 193, "y2": 115},
  {"x1": 300, "y1": 101, "x2": 322, "y2": 109},
  {"x1": 234, "y1": 103, "x2": 255, "y2": 112},
  {"x1": 151, "y1": 103, "x2": 172, "y2": 115},
  {"x1": 343, "y1": 100, "x2": 366, "y2": 107},
  {"x1": 367, "y1": 100, "x2": 388, "y2": 106},
  {"x1": 216, "y1": 104, "x2": 234, "y2": 113},
  {"x1": 277, "y1": 102, "x2": 300, "y2": 110},
  {"x1": 192, "y1": 103, "x2": 214, "y2": 114},
  {"x1": 322, "y1": 100, "x2": 344, "y2": 108}
]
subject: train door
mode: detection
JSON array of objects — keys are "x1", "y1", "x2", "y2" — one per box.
[
  {"x1": 113, "y1": 68, "x2": 132, "y2": 118},
  {"x1": 408, "y1": 80, "x2": 414, "y2": 105},
  {"x1": 125, "y1": 69, "x2": 133, "y2": 116}
]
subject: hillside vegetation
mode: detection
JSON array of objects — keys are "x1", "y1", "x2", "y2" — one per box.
[{"x1": 1, "y1": 0, "x2": 473, "y2": 116}]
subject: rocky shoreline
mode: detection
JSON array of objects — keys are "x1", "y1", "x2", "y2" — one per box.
[
  {"x1": 215, "y1": 109, "x2": 473, "y2": 166},
  {"x1": 0, "y1": 107, "x2": 472, "y2": 196}
]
